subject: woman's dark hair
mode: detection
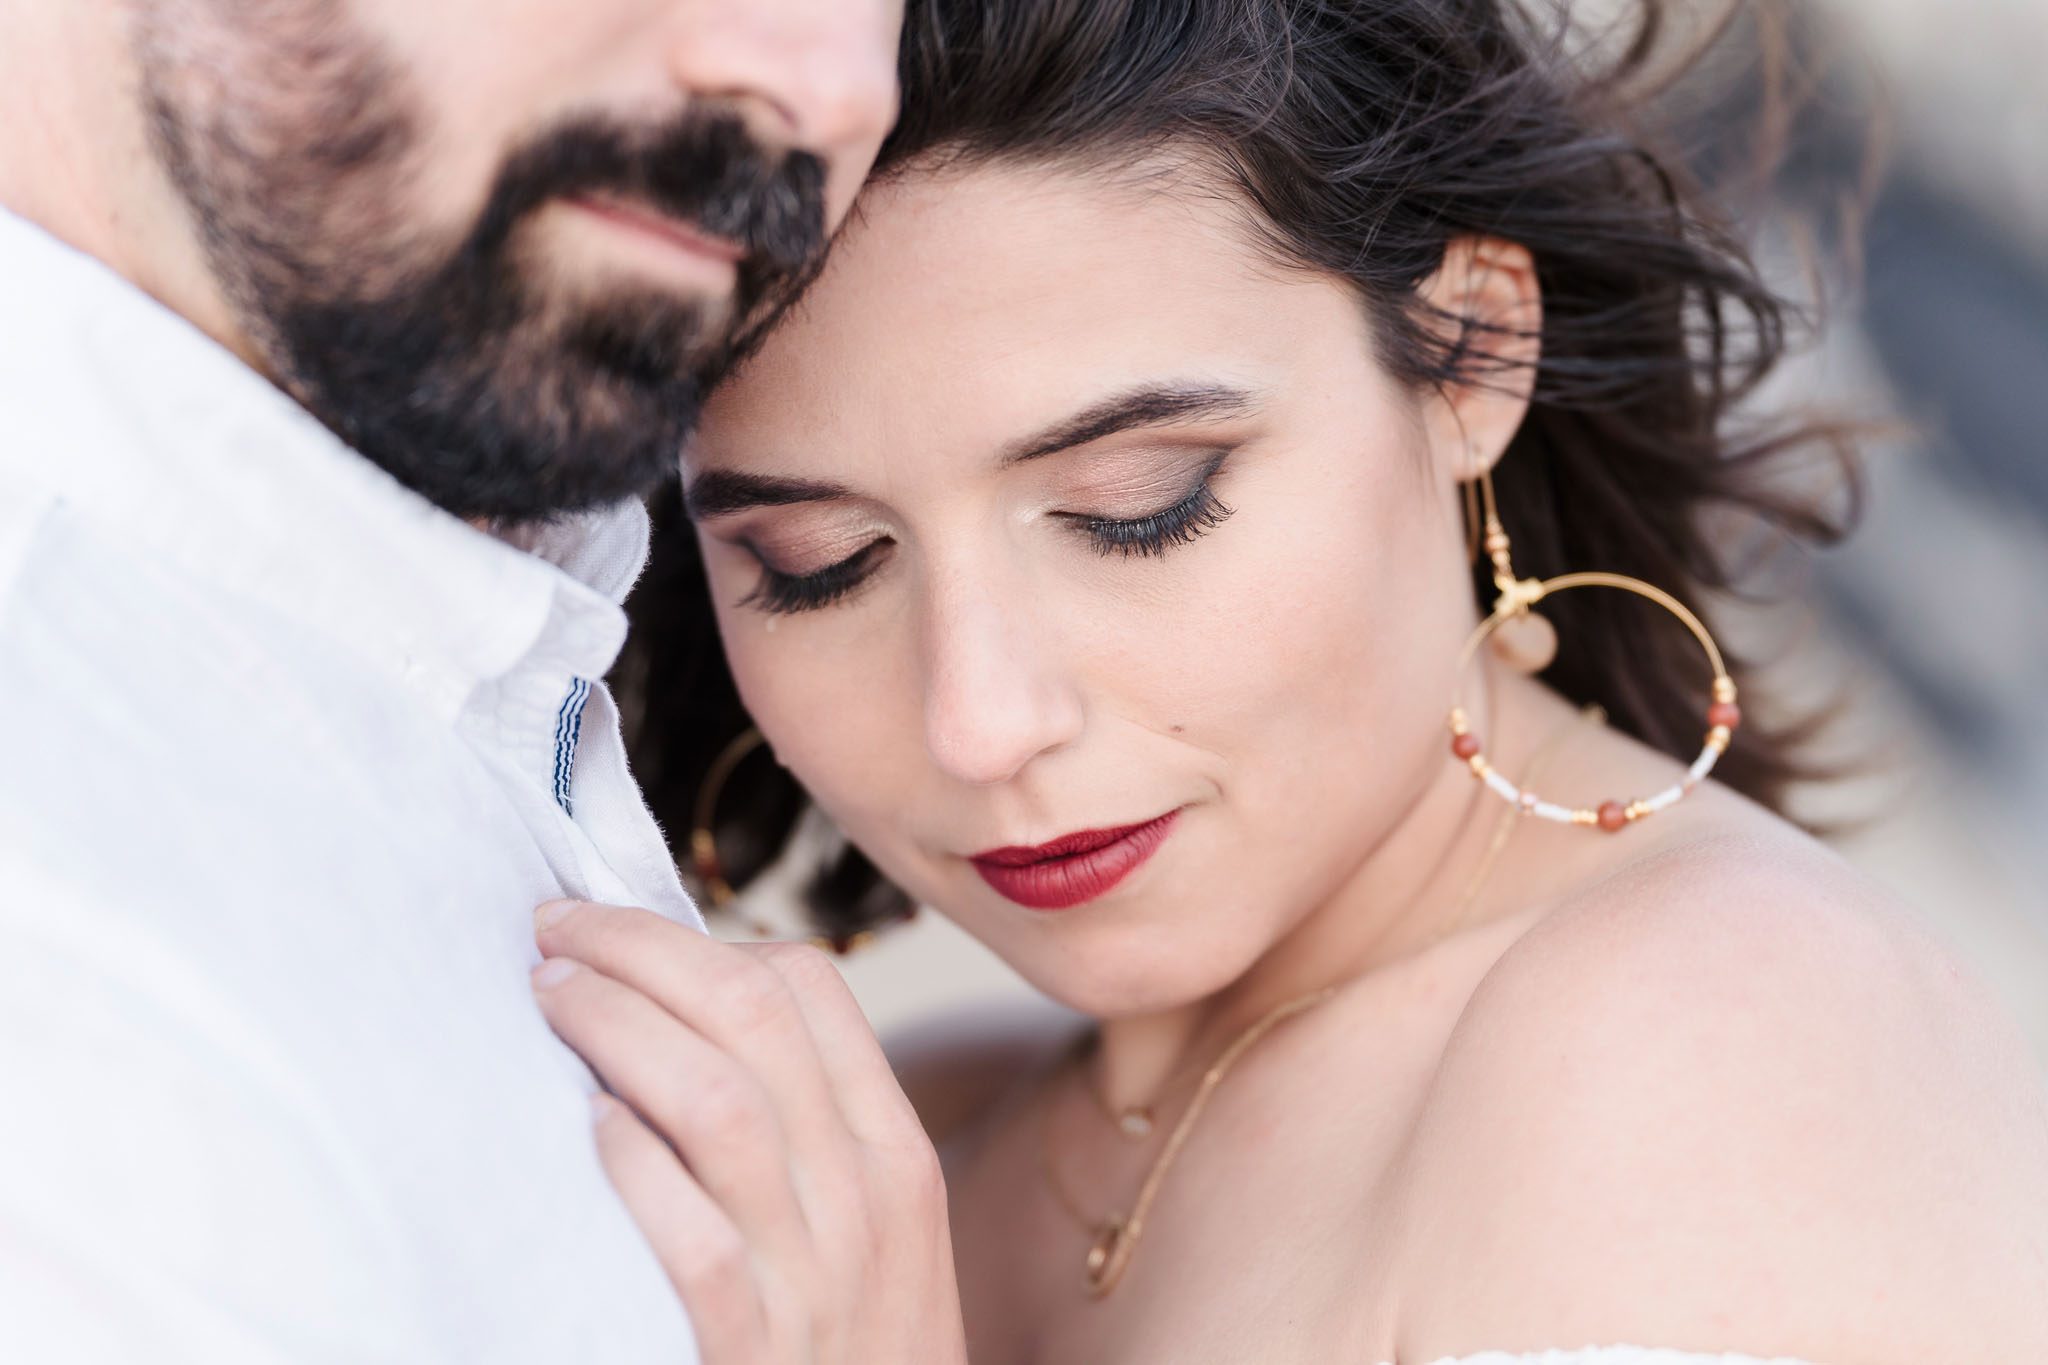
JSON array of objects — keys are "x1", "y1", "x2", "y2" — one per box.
[{"x1": 615, "y1": 0, "x2": 1861, "y2": 944}]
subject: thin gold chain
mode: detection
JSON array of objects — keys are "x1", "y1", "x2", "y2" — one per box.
[
  {"x1": 1039, "y1": 701, "x2": 1606, "y2": 1294},
  {"x1": 1040, "y1": 1039, "x2": 1109, "y2": 1230},
  {"x1": 1037, "y1": 987, "x2": 1336, "y2": 1295}
]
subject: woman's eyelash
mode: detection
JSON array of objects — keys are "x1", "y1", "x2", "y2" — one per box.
[
  {"x1": 1066, "y1": 460, "x2": 1235, "y2": 559},
  {"x1": 742, "y1": 541, "x2": 888, "y2": 615},
  {"x1": 739, "y1": 458, "x2": 1236, "y2": 615}
]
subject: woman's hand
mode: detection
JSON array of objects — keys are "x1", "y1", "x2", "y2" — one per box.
[{"x1": 530, "y1": 899, "x2": 969, "y2": 1365}]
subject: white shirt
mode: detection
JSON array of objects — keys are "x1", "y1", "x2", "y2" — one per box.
[{"x1": 0, "y1": 208, "x2": 703, "y2": 1362}]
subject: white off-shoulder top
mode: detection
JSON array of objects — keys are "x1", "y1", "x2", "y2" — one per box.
[{"x1": 1389, "y1": 1348, "x2": 1818, "y2": 1364}]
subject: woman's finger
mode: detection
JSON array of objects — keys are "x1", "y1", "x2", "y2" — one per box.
[
  {"x1": 536, "y1": 903, "x2": 843, "y2": 1130},
  {"x1": 532, "y1": 957, "x2": 811, "y2": 1255},
  {"x1": 741, "y1": 940, "x2": 929, "y2": 1147},
  {"x1": 588, "y1": 1092, "x2": 773, "y2": 1363}
]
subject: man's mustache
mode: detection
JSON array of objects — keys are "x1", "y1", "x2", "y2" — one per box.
[{"x1": 470, "y1": 110, "x2": 829, "y2": 278}]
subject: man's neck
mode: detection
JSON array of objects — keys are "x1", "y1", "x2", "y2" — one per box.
[{"x1": 0, "y1": 0, "x2": 257, "y2": 371}]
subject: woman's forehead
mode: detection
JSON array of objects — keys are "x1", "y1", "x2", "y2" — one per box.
[{"x1": 698, "y1": 162, "x2": 1364, "y2": 472}]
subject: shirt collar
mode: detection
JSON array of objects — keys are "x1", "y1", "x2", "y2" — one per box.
[{"x1": 0, "y1": 207, "x2": 651, "y2": 715}]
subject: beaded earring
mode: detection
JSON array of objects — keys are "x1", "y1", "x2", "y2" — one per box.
[{"x1": 1447, "y1": 467, "x2": 1740, "y2": 833}]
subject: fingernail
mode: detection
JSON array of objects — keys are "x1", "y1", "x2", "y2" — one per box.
[
  {"x1": 535, "y1": 900, "x2": 577, "y2": 932},
  {"x1": 531, "y1": 957, "x2": 580, "y2": 990}
]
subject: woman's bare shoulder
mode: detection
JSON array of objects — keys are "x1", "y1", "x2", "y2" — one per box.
[
  {"x1": 885, "y1": 997, "x2": 1086, "y2": 1153},
  {"x1": 1385, "y1": 828, "x2": 2048, "y2": 1362}
]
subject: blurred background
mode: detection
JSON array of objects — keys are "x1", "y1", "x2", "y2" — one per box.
[{"x1": 713, "y1": 0, "x2": 2048, "y2": 1065}]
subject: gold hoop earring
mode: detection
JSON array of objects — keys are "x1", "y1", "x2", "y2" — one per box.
[
  {"x1": 688, "y1": 727, "x2": 912, "y2": 955},
  {"x1": 1447, "y1": 469, "x2": 1741, "y2": 834},
  {"x1": 689, "y1": 727, "x2": 769, "y2": 915},
  {"x1": 1461, "y1": 472, "x2": 1484, "y2": 567}
]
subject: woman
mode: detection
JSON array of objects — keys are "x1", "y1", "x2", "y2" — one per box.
[{"x1": 531, "y1": 0, "x2": 2048, "y2": 1360}]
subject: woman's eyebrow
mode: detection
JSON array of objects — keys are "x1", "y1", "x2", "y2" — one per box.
[
  {"x1": 684, "y1": 382, "x2": 1261, "y2": 519},
  {"x1": 683, "y1": 470, "x2": 853, "y2": 520},
  {"x1": 999, "y1": 381, "x2": 1263, "y2": 467}
]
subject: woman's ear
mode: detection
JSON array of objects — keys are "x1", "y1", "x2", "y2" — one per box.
[{"x1": 1416, "y1": 236, "x2": 1543, "y2": 483}]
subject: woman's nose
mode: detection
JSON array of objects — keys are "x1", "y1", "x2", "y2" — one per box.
[{"x1": 919, "y1": 584, "x2": 1086, "y2": 789}]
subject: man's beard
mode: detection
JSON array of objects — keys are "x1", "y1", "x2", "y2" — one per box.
[{"x1": 135, "y1": 5, "x2": 826, "y2": 522}]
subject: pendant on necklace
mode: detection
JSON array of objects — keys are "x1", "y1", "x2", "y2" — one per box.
[
  {"x1": 1114, "y1": 1106, "x2": 1155, "y2": 1140},
  {"x1": 1085, "y1": 1216, "x2": 1137, "y2": 1298}
]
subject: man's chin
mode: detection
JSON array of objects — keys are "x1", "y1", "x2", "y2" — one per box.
[
  {"x1": 307, "y1": 366, "x2": 700, "y2": 523},
  {"x1": 258, "y1": 255, "x2": 723, "y2": 522},
  {"x1": 392, "y1": 435, "x2": 689, "y2": 525}
]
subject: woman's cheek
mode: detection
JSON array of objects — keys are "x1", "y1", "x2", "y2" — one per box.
[{"x1": 723, "y1": 609, "x2": 917, "y2": 852}]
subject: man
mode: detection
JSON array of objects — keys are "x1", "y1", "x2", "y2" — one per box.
[{"x1": 0, "y1": 1, "x2": 898, "y2": 1359}]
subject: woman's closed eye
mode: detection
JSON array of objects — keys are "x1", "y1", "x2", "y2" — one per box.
[
  {"x1": 743, "y1": 537, "x2": 893, "y2": 615},
  {"x1": 1058, "y1": 451, "x2": 1234, "y2": 559},
  {"x1": 736, "y1": 452, "x2": 1237, "y2": 616}
]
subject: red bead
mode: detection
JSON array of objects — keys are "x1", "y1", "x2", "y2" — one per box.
[
  {"x1": 1707, "y1": 701, "x2": 1742, "y2": 730},
  {"x1": 1597, "y1": 800, "x2": 1629, "y2": 832},
  {"x1": 1452, "y1": 732, "x2": 1481, "y2": 760}
]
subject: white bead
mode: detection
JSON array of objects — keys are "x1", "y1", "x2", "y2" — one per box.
[
  {"x1": 1641, "y1": 785, "x2": 1685, "y2": 813},
  {"x1": 1687, "y1": 745, "x2": 1719, "y2": 784},
  {"x1": 1532, "y1": 801, "x2": 1575, "y2": 823},
  {"x1": 1483, "y1": 769, "x2": 1522, "y2": 805}
]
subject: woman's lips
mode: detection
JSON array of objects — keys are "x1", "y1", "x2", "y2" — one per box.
[{"x1": 969, "y1": 811, "x2": 1180, "y2": 912}]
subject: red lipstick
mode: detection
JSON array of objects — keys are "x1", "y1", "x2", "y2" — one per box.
[{"x1": 970, "y1": 811, "x2": 1180, "y2": 911}]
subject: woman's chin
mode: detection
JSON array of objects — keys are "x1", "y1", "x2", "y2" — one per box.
[
  {"x1": 994, "y1": 936, "x2": 1254, "y2": 1022},
  {"x1": 914, "y1": 862, "x2": 1275, "y2": 1019}
]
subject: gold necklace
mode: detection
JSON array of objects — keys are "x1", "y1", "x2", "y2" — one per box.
[
  {"x1": 1041, "y1": 703, "x2": 1604, "y2": 1298},
  {"x1": 1087, "y1": 1066, "x2": 1159, "y2": 1141},
  {"x1": 1041, "y1": 985, "x2": 1336, "y2": 1297}
]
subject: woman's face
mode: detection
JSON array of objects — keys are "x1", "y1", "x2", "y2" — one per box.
[{"x1": 687, "y1": 161, "x2": 1482, "y2": 1016}]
